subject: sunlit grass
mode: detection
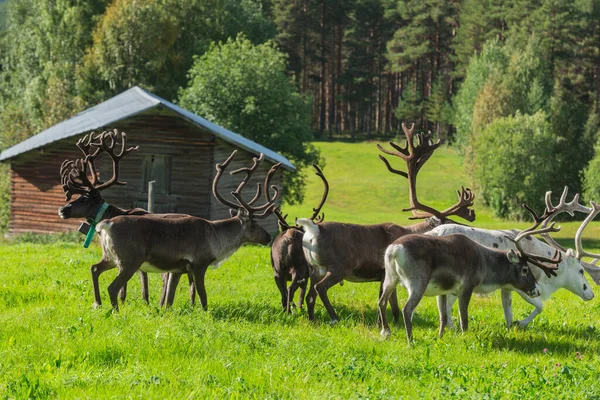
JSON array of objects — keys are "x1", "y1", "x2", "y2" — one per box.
[
  {"x1": 0, "y1": 242, "x2": 599, "y2": 398},
  {"x1": 1, "y1": 141, "x2": 600, "y2": 397}
]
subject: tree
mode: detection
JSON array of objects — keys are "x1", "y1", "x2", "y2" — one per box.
[
  {"x1": 474, "y1": 111, "x2": 559, "y2": 219},
  {"x1": 77, "y1": 0, "x2": 178, "y2": 104},
  {"x1": 451, "y1": 0, "x2": 506, "y2": 79},
  {"x1": 394, "y1": 81, "x2": 423, "y2": 123},
  {"x1": 0, "y1": 0, "x2": 107, "y2": 141},
  {"x1": 452, "y1": 39, "x2": 508, "y2": 151},
  {"x1": 179, "y1": 35, "x2": 320, "y2": 204},
  {"x1": 583, "y1": 136, "x2": 600, "y2": 202},
  {"x1": 425, "y1": 76, "x2": 452, "y2": 138}
]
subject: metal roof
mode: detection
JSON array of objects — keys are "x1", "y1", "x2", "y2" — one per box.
[{"x1": 0, "y1": 86, "x2": 296, "y2": 171}]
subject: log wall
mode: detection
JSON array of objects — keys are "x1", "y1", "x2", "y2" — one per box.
[{"x1": 8, "y1": 108, "x2": 286, "y2": 235}]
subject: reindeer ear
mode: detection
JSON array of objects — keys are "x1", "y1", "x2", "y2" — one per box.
[
  {"x1": 229, "y1": 209, "x2": 237, "y2": 218},
  {"x1": 566, "y1": 248, "x2": 575, "y2": 258},
  {"x1": 506, "y1": 249, "x2": 520, "y2": 264}
]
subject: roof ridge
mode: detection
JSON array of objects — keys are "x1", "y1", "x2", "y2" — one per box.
[{"x1": 0, "y1": 87, "x2": 295, "y2": 171}]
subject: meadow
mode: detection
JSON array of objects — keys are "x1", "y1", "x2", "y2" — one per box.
[{"x1": 1, "y1": 142, "x2": 600, "y2": 398}]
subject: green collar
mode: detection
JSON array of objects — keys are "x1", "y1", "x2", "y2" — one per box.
[{"x1": 83, "y1": 202, "x2": 109, "y2": 248}]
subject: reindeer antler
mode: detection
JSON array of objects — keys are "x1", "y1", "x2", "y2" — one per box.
[
  {"x1": 509, "y1": 204, "x2": 562, "y2": 278},
  {"x1": 309, "y1": 164, "x2": 329, "y2": 223},
  {"x1": 60, "y1": 157, "x2": 97, "y2": 200},
  {"x1": 93, "y1": 129, "x2": 139, "y2": 191},
  {"x1": 265, "y1": 164, "x2": 329, "y2": 230},
  {"x1": 377, "y1": 123, "x2": 475, "y2": 222},
  {"x1": 213, "y1": 151, "x2": 279, "y2": 219},
  {"x1": 575, "y1": 201, "x2": 600, "y2": 261},
  {"x1": 540, "y1": 186, "x2": 592, "y2": 252},
  {"x1": 60, "y1": 129, "x2": 138, "y2": 200},
  {"x1": 75, "y1": 132, "x2": 103, "y2": 186}
]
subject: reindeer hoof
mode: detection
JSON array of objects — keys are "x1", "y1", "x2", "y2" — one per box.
[
  {"x1": 380, "y1": 328, "x2": 391, "y2": 338},
  {"x1": 92, "y1": 302, "x2": 102, "y2": 309},
  {"x1": 516, "y1": 320, "x2": 529, "y2": 329},
  {"x1": 330, "y1": 319, "x2": 339, "y2": 326}
]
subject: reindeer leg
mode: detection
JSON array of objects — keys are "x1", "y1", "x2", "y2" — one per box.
[
  {"x1": 107, "y1": 264, "x2": 141, "y2": 310},
  {"x1": 287, "y1": 274, "x2": 302, "y2": 313},
  {"x1": 190, "y1": 265, "x2": 209, "y2": 310},
  {"x1": 90, "y1": 259, "x2": 115, "y2": 308},
  {"x1": 445, "y1": 294, "x2": 457, "y2": 329},
  {"x1": 139, "y1": 271, "x2": 149, "y2": 304},
  {"x1": 297, "y1": 277, "x2": 308, "y2": 309},
  {"x1": 402, "y1": 281, "x2": 427, "y2": 344},
  {"x1": 119, "y1": 282, "x2": 127, "y2": 303},
  {"x1": 501, "y1": 289, "x2": 513, "y2": 328},
  {"x1": 306, "y1": 272, "x2": 320, "y2": 321},
  {"x1": 164, "y1": 273, "x2": 182, "y2": 307},
  {"x1": 314, "y1": 270, "x2": 345, "y2": 324},
  {"x1": 514, "y1": 291, "x2": 543, "y2": 328},
  {"x1": 378, "y1": 273, "x2": 399, "y2": 337},
  {"x1": 159, "y1": 273, "x2": 168, "y2": 307},
  {"x1": 274, "y1": 273, "x2": 289, "y2": 311},
  {"x1": 437, "y1": 295, "x2": 448, "y2": 337},
  {"x1": 379, "y1": 281, "x2": 400, "y2": 324},
  {"x1": 457, "y1": 287, "x2": 474, "y2": 332},
  {"x1": 187, "y1": 272, "x2": 195, "y2": 306}
]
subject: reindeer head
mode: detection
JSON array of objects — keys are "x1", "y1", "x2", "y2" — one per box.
[
  {"x1": 213, "y1": 150, "x2": 280, "y2": 245},
  {"x1": 538, "y1": 187, "x2": 595, "y2": 299},
  {"x1": 504, "y1": 249, "x2": 542, "y2": 298},
  {"x1": 58, "y1": 129, "x2": 138, "y2": 220},
  {"x1": 505, "y1": 204, "x2": 564, "y2": 280}
]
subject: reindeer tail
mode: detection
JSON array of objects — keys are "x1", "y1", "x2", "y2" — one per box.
[{"x1": 384, "y1": 243, "x2": 405, "y2": 273}]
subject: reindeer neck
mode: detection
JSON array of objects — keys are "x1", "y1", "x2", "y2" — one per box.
[
  {"x1": 404, "y1": 220, "x2": 437, "y2": 234},
  {"x1": 209, "y1": 217, "x2": 245, "y2": 258},
  {"x1": 101, "y1": 204, "x2": 127, "y2": 220},
  {"x1": 100, "y1": 204, "x2": 149, "y2": 220},
  {"x1": 480, "y1": 250, "x2": 515, "y2": 285}
]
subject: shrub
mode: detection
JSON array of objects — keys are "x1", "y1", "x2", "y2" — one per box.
[
  {"x1": 179, "y1": 34, "x2": 320, "y2": 204},
  {"x1": 474, "y1": 111, "x2": 558, "y2": 219}
]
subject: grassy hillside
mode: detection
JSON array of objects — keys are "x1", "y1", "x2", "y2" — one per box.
[
  {"x1": 1, "y1": 141, "x2": 600, "y2": 397},
  {"x1": 285, "y1": 141, "x2": 600, "y2": 248}
]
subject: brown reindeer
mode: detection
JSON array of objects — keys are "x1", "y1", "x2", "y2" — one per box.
[
  {"x1": 59, "y1": 130, "x2": 195, "y2": 307},
  {"x1": 295, "y1": 123, "x2": 476, "y2": 324},
  {"x1": 59, "y1": 130, "x2": 155, "y2": 305},
  {"x1": 92, "y1": 150, "x2": 280, "y2": 310},
  {"x1": 268, "y1": 164, "x2": 328, "y2": 312},
  {"x1": 379, "y1": 205, "x2": 562, "y2": 343}
]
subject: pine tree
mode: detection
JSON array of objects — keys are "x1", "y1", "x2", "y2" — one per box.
[{"x1": 394, "y1": 81, "x2": 423, "y2": 123}]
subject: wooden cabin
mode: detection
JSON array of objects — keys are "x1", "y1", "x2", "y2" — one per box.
[{"x1": 0, "y1": 86, "x2": 295, "y2": 235}]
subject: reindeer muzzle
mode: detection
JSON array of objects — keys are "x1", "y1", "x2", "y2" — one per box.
[{"x1": 57, "y1": 205, "x2": 70, "y2": 219}]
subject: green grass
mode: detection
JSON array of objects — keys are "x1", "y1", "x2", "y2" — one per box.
[
  {"x1": 1, "y1": 141, "x2": 600, "y2": 398},
  {"x1": 286, "y1": 142, "x2": 600, "y2": 247},
  {"x1": 1, "y1": 243, "x2": 599, "y2": 398}
]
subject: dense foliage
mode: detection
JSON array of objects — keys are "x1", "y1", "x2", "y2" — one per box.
[
  {"x1": 179, "y1": 35, "x2": 320, "y2": 203},
  {"x1": 1, "y1": 0, "x2": 600, "y2": 220},
  {"x1": 474, "y1": 112, "x2": 557, "y2": 219}
]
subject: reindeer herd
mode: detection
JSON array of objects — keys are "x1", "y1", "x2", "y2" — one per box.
[{"x1": 57, "y1": 125, "x2": 600, "y2": 343}]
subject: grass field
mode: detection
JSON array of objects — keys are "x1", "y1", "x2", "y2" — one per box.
[{"x1": 1, "y1": 141, "x2": 600, "y2": 398}]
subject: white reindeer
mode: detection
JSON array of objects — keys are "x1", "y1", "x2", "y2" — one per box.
[{"x1": 427, "y1": 188, "x2": 599, "y2": 328}]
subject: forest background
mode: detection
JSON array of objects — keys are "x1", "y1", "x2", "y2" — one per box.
[{"x1": 1, "y1": 0, "x2": 600, "y2": 228}]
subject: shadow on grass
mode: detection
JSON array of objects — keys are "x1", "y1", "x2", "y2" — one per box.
[
  {"x1": 490, "y1": 335, "x2": 598, "y2": 356},
  {"x1": 488, "y1": 322, "x2": 600, "y2": 355},
  {"x1": 207, "y1": 299, "x2": 439, "y2": 331},
  {"x1": 208, "y1": 300, "x2": 302, "y2": 326}
]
